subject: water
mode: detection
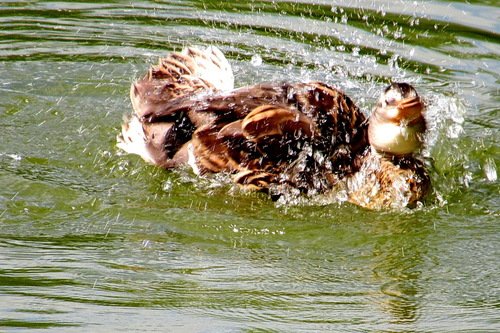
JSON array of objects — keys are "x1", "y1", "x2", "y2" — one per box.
[{"x1": 0, "y1": 1, "x2": 498, "y2": 332}]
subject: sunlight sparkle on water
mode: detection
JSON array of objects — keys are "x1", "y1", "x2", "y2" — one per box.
[
  {"x1": 250, "y1": 54, "x2": 263, "y2": 67},
  {"x1": 483, "y1": 158, "x2": 497, "y2": 182}
]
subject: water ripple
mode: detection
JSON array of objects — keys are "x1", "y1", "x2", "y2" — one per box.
[{"x1": 0, "y1": 1, "x2": 498, "y2": 332}]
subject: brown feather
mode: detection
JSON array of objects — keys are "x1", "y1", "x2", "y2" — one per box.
[
  {"x1": 233, "y1": 170, "x2": 275, "y2": 191},
  {"x1": 120, "y1": 47, "x2": 430, "y2": 210},
  {"x1": 241, "y1": 105, "x2": 315, "y2": 140},
  {"x1": 132, "y1": 80, "x2": 371, "y2": 191},
  {"x1": 346, "y1": 153, "x2": 430, "y2": 209},
  {"x1": 191, "y1": 124, "x2": 242, "y2": 174}
]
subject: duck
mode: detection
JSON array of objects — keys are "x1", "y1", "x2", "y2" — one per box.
[{"x1": 117, "y1": 46, "x2": 430, "y2": 210}]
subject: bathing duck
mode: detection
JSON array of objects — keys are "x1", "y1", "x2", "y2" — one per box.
[{"x1": 118, "y1": 46, "x2": 430, "y2": 209}]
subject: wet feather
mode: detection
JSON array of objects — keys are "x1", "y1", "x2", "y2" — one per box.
[{"x1": 118, "y1": 46, "x2": 430, "y2": 210}]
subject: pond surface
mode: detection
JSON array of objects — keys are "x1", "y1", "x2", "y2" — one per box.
[{"x1": 0, "y1": 1, "x2": 499, "y2": 332}]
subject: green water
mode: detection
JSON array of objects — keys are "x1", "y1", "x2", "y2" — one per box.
[{"x1": 0, "y1": 1, "x2": 498, "y2": 332}]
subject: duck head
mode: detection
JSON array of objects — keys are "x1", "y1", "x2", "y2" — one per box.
[{"x1": 368, "y1": 83, "x2": 426, "y2": 156}]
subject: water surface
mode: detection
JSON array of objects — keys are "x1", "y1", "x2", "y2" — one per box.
[{"x1": 0, "y1": 1, "x2": 499, "y2": 332}]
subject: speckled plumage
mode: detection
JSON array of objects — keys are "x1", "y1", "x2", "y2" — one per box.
[{"x1": 118, "y1": 46, "x2": 430, "y2": 209}]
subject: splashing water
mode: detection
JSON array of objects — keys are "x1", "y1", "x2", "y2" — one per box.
[{"x1": 0, "y1": 1, "x2": 498, "y2": 332}]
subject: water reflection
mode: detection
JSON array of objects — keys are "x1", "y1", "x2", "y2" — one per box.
[{"x1": 368, "y1": 216, "x2": 434, "y2": 325}]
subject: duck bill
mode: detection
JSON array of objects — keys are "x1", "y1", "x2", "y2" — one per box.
[{"x1": 396, "y1": 97, "x2": 424, "y2": 123}]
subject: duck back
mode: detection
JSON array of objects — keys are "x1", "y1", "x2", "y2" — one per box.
[{"x1": 133, "y1": 78, "x2": 369, "y2": 193}]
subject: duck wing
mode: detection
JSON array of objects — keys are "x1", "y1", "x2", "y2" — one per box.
[
  {"x1": 190, "y1": 103, "x2": 315, "y2": 171},
  {"x1": 188, "y1": 82, "x2": 369, "y2": 193}
]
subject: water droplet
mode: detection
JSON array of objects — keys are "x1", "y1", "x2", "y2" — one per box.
[
  {"x1": 250, "y1": 54, "x2": 262, "y2": 67},
  {"x1": 388, "y1": 54, "x2": 400, "y2": 71},
  {"x1": 446, "y1": 123, "x2": 463, "y2": 138},
  {"x1": 435, "y1": 192, "x2": 448, "y2": 207},
  {"x1": 483, "y1": 158, "x2": 497, "y2": 182},
  {"x1": 314, "y1": 91, "x2": 320, "y2": 101},
  {"x1": 336, "y1": 190, "x2": 348, "y2": 202},
  {"x1": 163, "y1": 179, "x2": 173, "y2": 192},
  {"x1": 464, "y1": 173, "x2": 473, "y2": 187}
]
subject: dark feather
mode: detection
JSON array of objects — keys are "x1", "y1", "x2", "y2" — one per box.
[{"x1": 119, "y1": 47, "x2": 430, "y2": 210}]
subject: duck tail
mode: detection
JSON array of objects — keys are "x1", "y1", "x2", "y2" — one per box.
[
  {"x1": 178, "y1": 46, "x2": 234, "y2": 92},
  {"x1": 154, "y1": 45, "x2": 234, "y2": 91},
  {"x1": 116, "y1": 115, "x2": 156, "y2": 164},
  {"x1": 130, "y1": 46, "x2": 234, "y2": 118},
  {"x1": 118, "y1": 46, "x2": 233, "y2": 167}
]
